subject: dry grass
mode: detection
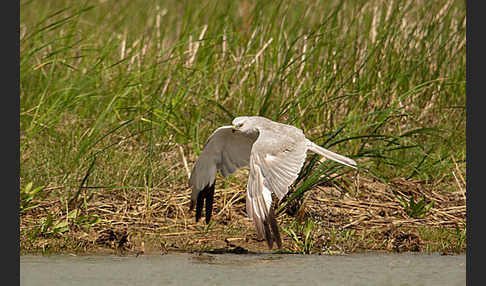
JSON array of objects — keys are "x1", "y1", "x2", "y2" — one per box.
[
  {"x1": 20, "y1": 172, "x2": 466, "y2": 255},
  {"x1": 305, "y1": 177, "x2": 465, "y2": 230}
]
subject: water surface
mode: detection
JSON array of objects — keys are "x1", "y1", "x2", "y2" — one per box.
[{"x1": 21, "y1": 252, "x2": 465, "y2": 286}]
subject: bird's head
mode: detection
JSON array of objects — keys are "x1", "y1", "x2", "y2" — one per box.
[{"x1": 232, "y1": 116, "x2": 259, "y2": 136}]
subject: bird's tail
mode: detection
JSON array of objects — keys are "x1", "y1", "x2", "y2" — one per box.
[{"x1": 306, "y1": 140, "x2": 357, "y2": 169}]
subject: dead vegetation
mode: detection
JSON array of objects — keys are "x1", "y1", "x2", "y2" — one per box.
[
  {"x1": 304, "y1": 177, "x2": 465, "y2": 230},
  {"x1": 20, "y1": 174, "x2": 466, "y2": 255}
]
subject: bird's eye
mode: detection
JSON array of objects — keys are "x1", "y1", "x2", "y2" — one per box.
[{"x1": 237, "y1": 123, "x2": 244, "y2": 128}]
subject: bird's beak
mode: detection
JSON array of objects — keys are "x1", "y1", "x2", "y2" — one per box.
[{"x1": 231, "y1": 125, "x2": 237, "y2": 133}]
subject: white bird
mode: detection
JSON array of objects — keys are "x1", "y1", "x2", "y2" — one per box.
[{"x1": 189, "y1": 116, "x2": 357, "y2": 249}]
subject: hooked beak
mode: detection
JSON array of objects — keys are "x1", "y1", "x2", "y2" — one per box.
[{"x1": 231, "y1": 125, "x2": 237, "y2": 133}]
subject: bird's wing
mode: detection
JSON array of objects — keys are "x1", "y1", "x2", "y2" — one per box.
[
  {"x1": 189, "y1": 126, "x2": 255, "y2": 223},
  {"x1": 246, "y1": 129, "x2": 308, "y2": 248}
]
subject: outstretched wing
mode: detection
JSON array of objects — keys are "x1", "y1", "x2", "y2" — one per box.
[
  {"x1": 246, "y1": 129, "x2": 308, "y2": 249},
  {"x1": 189, "y1": 126, "x2": 255, "y2": 223}
]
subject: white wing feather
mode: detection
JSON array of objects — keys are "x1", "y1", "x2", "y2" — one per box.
[
  {"x1": 246, "y1": 129, "x2": 308, "y2": 244},
  {"x1": 189, "y1": 126, "x2": 254, "y2": 202}
]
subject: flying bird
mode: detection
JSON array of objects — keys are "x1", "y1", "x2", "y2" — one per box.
[{"x1": 189, "y1": 116, "x2": 357, "y2": 249}]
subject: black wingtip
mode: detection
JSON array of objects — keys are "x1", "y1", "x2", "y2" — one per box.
[
  {"x1": 263, "y1": 206, "x2": 282, "y2": 250},
  {"x1": 194, "y1": 182, "x2": 216, "y2": 224},
  {"x1": 263, "y1": 220, "x2": 273, "y2": 249},
  {"x1": 205, "y1": 183, "x2": 215, "y2": 224},
  {"x1": 195, "y1": 190, "x2": 204, "y2": 223},
  {"x1": 269, "y1": 206, "x2": 282, "y2": 249}
]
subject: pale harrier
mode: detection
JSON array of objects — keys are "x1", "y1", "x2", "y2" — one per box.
[{"x1": 189, "y1": 116, "x2": 357, "y2": 249}]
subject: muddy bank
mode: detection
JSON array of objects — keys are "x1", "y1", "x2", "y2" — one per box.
[{"x1": 20, "y1": 177, "x2": 465, "y2": 255}]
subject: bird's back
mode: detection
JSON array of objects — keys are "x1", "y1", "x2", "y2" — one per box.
[{"x1": 247, "y1": 116, "x2": 306, "y2": 153}]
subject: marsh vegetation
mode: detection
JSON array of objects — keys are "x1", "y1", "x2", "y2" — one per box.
[{"x1": 20, "y1": 0, "x2": 465, "y2": 255}]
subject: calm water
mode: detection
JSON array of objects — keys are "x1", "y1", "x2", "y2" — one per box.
[{"x1": 20, "y1": 252, "x2": 465, "y2": 286}]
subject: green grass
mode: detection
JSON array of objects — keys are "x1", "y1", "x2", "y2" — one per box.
[
  {"x1": 20, "y1": 0, "x2": 465, "y2": 253},
  {"x1": 282, "y1": 218, "x2": 316, "y2": 254}
]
